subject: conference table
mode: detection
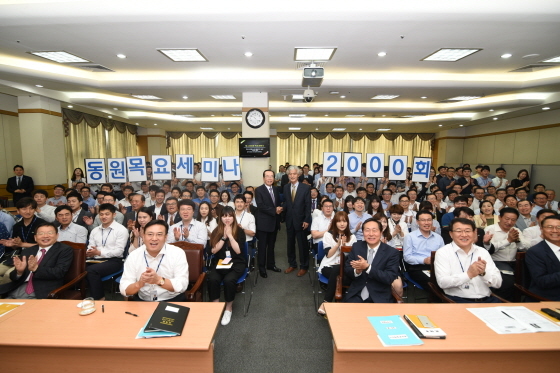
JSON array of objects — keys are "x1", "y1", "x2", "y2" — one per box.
[
  {"x1": 0, "y1": 300, "x2": 224, "y2": 373},
  {"x1": 325, "y1": 302, "x2": 560, "y2": 373}
]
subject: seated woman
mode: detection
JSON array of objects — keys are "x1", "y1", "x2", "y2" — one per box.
[
  {"x1": 473, "y1": 200, "x2": 500, "y2": 228},
  {"x1": 197, "y1": 201, "x2": 218, "y2": 243},
  {"x1": 367, "y1": 195, "x2": 384, "y2": 216},
  {"x1": 129, "y1": 207, "x2": 155, "y2": 254},
  {"x1": 219, "y1": 190, "x2": 235, "y2": 208},
  {"x1": 207, "y1": 206, "x2": 246, "y2": 326},
  {"x1": 343, "y1": 195, "x2": 354, "y2": 215},
  {"x1": 372, "y1": 212, "x2": 404, "y2": 297},
  {"x1": 317, "y1": 211, "x2": 356, "y2": 315}
]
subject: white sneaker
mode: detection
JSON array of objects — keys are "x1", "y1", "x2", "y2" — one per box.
[{"x1": 221, "y1": 310, "x2": 232, "y2": 326}]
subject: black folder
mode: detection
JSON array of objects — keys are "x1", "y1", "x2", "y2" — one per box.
[{"x1": 144, "y1": 302, "x2": 190, "y2": 336}]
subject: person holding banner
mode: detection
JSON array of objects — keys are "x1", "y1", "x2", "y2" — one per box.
[{"x1": 283, "y1": 166, "x2": 312, "y2": 277}]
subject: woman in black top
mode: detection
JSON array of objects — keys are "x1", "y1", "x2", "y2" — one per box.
[
  {"x1": 207, "y1": 206, "x2": 246, "y2": 326},
  {"x1": 510, "y1": 169, "x2": 530, "y2": 193}
]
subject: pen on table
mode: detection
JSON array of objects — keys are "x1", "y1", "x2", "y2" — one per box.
[
  {"x1": 501, "y1": 311, "x2": 514, "y2": 319},
  {"x1": 102, "y1": 305, "x2": 104, "y2": 313},
  {"x1": 125, "y1": 311, "x2": 138, "y2": 317}
]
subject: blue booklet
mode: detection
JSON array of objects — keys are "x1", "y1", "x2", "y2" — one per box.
[{"x1": 368, "y1": 315, "x2": 424, "y2": 347}]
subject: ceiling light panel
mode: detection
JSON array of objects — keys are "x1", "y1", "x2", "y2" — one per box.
[
  {"x1": 447, "y1": 96, "x2": 482, "y2": 101},
  {"x1": 288, "y1": 127, "x2": 301, "y2": 130},
  {"x1": 294, "y1": 48, "x2": 336, "y2": 61},
  {"x1": 132, "y1": 95, "x2": 162, "y2": 100},
  {"x1": 289, "y1": 114, "x2": 306, "y2": 117},
  {"x1": 422, "y1": 48, "x2": 482, "y2": 62},
  {"x1": 345, "y1": 115, "x2": 365, "y2": 117},
  {"x1": 157, "y1": 49, "x2": 208, "y2": 62},
  {"x1": 541, "y1": 56, "x2": 560, "y2": 63},
  {"x1": 376, "y1": 129, "x2": 391, "y2": 131},
  {"x1": 371, "y1": 95, "x2": 399, "y2": 100},
  {"x1": 29, "y1": 51, "x2": 90, "y2": 63},
  {"x1": 332, "y1": 128, "x2": 346, "y2": 131},
  {"x1": 231, "y1": 114, "x2": 242, "y2": 117},
  {"x1": 211, "y1": 95, "x2": 236, "y2": 99}
]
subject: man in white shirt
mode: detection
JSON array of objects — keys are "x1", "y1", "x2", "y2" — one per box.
[
  {"x1": 491, "y1": 167, "x2": 508, "y2": 189},
  {"x1": 32, "y1": 189, "x2": 56, "y2": 223},
  {"x1": 522, "y1": 209, "x2": 558, "y2": 248},
  {"x1": 83, "y1": 194, "x2": 125, "y2": 232},
  {"x1": 55, "y1": 206, "x2": 87, "y2": 243},
  {"x1": 342, "y1": 182, "x2": 357, "y2": 199},
  {"x1": 311, "y1": 199, "x2": 335, "y2": 245},
  {"x1": 120, "y1": 220, "x2": 189, "y2": 302},
  {"x1": 166, "y1": 199, "x2": 207, "y2": 245},
  {"x1": 234, "y1": 195, "x2": 255, "y2": 244},
  {"x1": 545, "y1": 189, "x2": 559, "y2": 212},
  {"x1": 86, "y1": 203, "x2": 129, "y2": 300},
  {"x1": 47, "y1": 184, "x2": 67, "y2": 206},
  {"x1": 435, "y1": 218, "x2": 502, "y2": 302},
  {"x1": 484, "y1": 207, "x2": 530, "y2": 300}
]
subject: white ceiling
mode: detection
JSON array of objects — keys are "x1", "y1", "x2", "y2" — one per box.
[{"x1": 1, "y1": 0, "x2": 560, "y2": 133}]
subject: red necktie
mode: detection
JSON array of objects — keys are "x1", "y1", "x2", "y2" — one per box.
[{"x1": 25, "y1": 248, "x2": 46, "y2": 295}]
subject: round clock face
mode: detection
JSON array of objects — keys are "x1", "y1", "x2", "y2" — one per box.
[{"x1": 245, "y1": 108, "x2": 265, "y2": 129}]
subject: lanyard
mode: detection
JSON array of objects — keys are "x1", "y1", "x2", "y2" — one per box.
[
  {"x1": 180, "y1": 223, "x2": 193, "y2": 240},
  {"x1": 72, "y1": 211, "x2": 80, "y2": 223},
  {"x1": 236, "y1": 211, "x2": 245, "y2": 224},
  {"x1": 101, "y1": 227, "x2": 113, "y2": 247},
  {"x1": 455, "y1": 251, "x2": 475, "y2": 273},
  {"x1": 144, "y1": 252, "x2": 165, "y2": 273},
  {"x1": 21, "y1": 217, "x2": 37, "y2": 242}
]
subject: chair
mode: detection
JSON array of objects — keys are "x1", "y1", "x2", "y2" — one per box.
[
  {"x1": 312, "y1": 241, "x2": 328, "y2": 309},
  {"x1": 170, "y1": 241, "x2": 206, "y2": 302},
  {"x1": 101, "y1": 241, "x2": 130, "y2": 299},
  {"x1": 47, "y1": 241, "x2": 88, "y2": 299},
  {"x1": 514, "y1": 251, "x2": 551, "y2": 302}
]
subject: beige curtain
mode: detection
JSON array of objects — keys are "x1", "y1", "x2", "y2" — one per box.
[
  {"x1": 167, "y1": 133, "x2": 241, "y2": 160},
  {"x1": 310, "y1": 134, "x2": 351, "y2": 164},
  {"x1": 277, "y1": 135, "x2": 309, "y2": 167},
  {"x1": 107, "y1": 127, "x2": 137, "y2": 158}
]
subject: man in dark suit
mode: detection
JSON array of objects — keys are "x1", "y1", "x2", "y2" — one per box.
[
  {"x1": 344, "y1": 218, "x2": 400, "y2": 303},
  {"x1": 255, "y1": 170, "x2": 283, "y2": 278},
  {"x1": 159, "y1": 197, "x2": 181, "y2": 225},
  {"x1": 283, "y1": 166, "x2": 311, "y2": 276},
  {"x1": 0, "y1": 222, "x2": 73, "y2": 299},
  {"x1": 123, "y1": 193, "x2": 146, "y2": 230},
  {"x1": 147, "y1": 190, "x2": 167, "y2": 217},
  {"x1": 525, "y1": 215, "x2": 560, "y2": 300},
  {"x1": 243, "y1": 191, "x2": 258, "y2": 216},
  {"x1": 6, "y1": 165, "x2": 34, "y2": 204},
  {"x1": 66, "y1": 192, "x2": 92, "y2": 229}
]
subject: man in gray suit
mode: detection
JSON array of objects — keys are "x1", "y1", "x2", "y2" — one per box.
[{"x1": 516, "y1": 200, "x2": 537, "y2": 231}]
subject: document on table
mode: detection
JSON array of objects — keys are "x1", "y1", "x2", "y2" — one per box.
[
  {"x1": 0, "y1": 302, "x2": 24, "y2": 318},
  {"x1": 467, "y1": 306, "x2": 560, "y2": 334},
  {"x1": 368, "y1": 315, "x2": 424, "y2": 347}
]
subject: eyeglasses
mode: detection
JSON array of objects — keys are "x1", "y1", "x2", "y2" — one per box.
[
  {"x1": 543, "y1": 225, "x2": 560, "y2": 231},
  {"x1": 452, "y1": 230, "x2": 474, "y2": 235},
  {"x1": 37, "y1": 231, "x2": 57, "y2": 236},
  {"x1": 418, "y1": 219, "x2": 433, "y2": 222}
]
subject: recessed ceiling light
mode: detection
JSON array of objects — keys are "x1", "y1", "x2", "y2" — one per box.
[
  {"x1": 422, "y1": 48, "x2": 482, "y2": 62},
  {"x1": 67, "y1": 105, "x2": 73, "y2": 108},
  {"x1": 200, "y1": 127, "x2": 214, "y2": 130},
  {"x1": 244, "y1": 52, "x2": 253, "y2": 57},
  {"x1": 523, "y1": 54, "x2": 540, "y2": 59},
  {"x1": 324, "y1": 114, "x2": 329, "y2": 117},
  {"x1": 228, "y1": 128, "x2": 231, "y2": 130},
  {"x1": 371, "y1": 95, "x2": 399, "y2": 100},
  {"x1": 446, "y1": 96, "x2": 482, "y2": 101},
  {"x1": 154, "y1": 123, "x2": 157, "y2": 126},
  {"x1": 289, "y1": 114, "x2": 306, "y2": 117},
  {"x1": 29, "y1": 51, "x2": 90, "y2": 63},
  {"x1": 231, "y1": 114, "x2": 242, "y2": 117},
  {"x1": 177, "y1": 114, "x2": 195, "y2": 117},
  {"x1": 401, "y1": 115, "x2": 423, "y2": 118},
  {"x1": 211, "y1": 95, "x2": 236, "y2": 99},
  {"x1": 182, "y1": 96, "x2": 188, "y2": 99},
  {"x1": 332, "y1": 128, "x2": 346, "y2": 131},
  {"x1": 493, "y1": 117, "x2": 498, "y2": 120},
  {"x1": 116, "y1": 54, "x2": 126, "y2": 59},
  {"x1": 108, "y1": 115, "x2": 112, "y2": 118},
  {"x1": 382, "y1": 115, "x2": 386, "y2": 117},
  {"x1": 542, "y1": 107, "x2": 550, "y2": 110},
  {"x1": 157, "y1": 49, "x2": 207, "y2": 62},
  {"x1": 315, "y1": 128, "x2": 319, "y2": 131},
  {"x1": 376, "y1": 129, "x2": 391, "y2": 131},
  {"x1": 459, "y1": 124, "x2": 464, "y2": 127},
  {"x1": 501, "y1": 53, "x2": 512, "y2": 59},
  {"x1": 292, "y1": 94, "x2": 304, "y2": 100},
  {"x1": 345, "y1": 115, "x2": 365, "y2": 117},
  {"x1": 340, "y1": 95, "x2": 346, "y2": 98},
  {"x1": 359, "y1": 128, "x2": 363, "y2": 131},
  {"x1": 288, "y1": 127, "x2": 301, "y2": 130},
  {"x1": 541, "y1": 56, "x2": 560, "y2": 63},
  {"x1": 132, "y1": 95, "x2": 162, "y2": 100},
  {"x1": 35, "y1": 84, "x2": 43, "y2": 88},
  {"x1": 378, "y1": 52, "x2": 387, "y2": 57},
  {"x1": 438, "y1": 124, "x2": 443, "y2": 127},
  {"x1": 294, "y1": 48, "x2": 336, "y2": 61},
  {"x1": 113, "y1": 108, "x2": 118, "y2": 110},
  {"x1": 489, "y1": 109, "x2": 494, "y2": 111},
  {"x1": 135, "y1": 123, "x2": 139, "y2": 125},
  {"x1": 421, "y1": 96, "x2": 427, "y2": 99},
  {"x1": 329, "y1": 91, "x2": 339, "y2": 95}
]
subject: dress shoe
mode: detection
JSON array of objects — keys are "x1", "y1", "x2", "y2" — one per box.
[
  {"x1": 259, "y1": 271, "x2": 268, "y2": 278},
  {"x1": 267, "y1": 266, "x2": 282, "y2": 273},
  {"x1": 284, "y1": 267, "x2": 297, "y2": 274},
  {"x1": 297, "y1": 269, "x2": 308, "y2": 277}
]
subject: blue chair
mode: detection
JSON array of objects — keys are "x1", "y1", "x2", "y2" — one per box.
[
  {"x1": 312, "y1": 241, "x2": 329, "y2": 310},
  {"x1": 403, "y1": 271, "x2": 426, "y2": 302},
  {"x1": 101, "y1": 241, "x2": 130, "y2": 299}
]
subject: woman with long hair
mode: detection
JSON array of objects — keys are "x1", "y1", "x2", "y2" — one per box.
[
  {"x1": 129, "y1": 207, "x2": 154, "y2": 254},
  {"x1": 70, "y1": 167, "x2": 86, "y2": 188},
  {"x1": 372, "y1": 212, "x2": 404, "y2": 297},
  {"x1": 510, "y1": 169, "x2": 530, "y2": 193},
  {"x1": 207, "y1": 206, "x2": 246, "y2": 326},
  {"x1": 317, "y1": 211, "x2": 356, "y2": 315},
  {"x1": 196, "y1": 201, "x2": 218, "y2": 242},
  {"x1": 474, "y1": 200, "x2": 500, "y2": 228},
  {"x1": 343, "y1": 195, "x2": 354, "y2": 215},
  {"x1": 219, "y1": 190, "x2": 235, "y2": 208},
  {"x1": 367, "y1": 195, "x2": 384, "y2": 216}
]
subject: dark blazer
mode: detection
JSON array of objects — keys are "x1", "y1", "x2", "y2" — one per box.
[
  {"x1": 248, "y1": 204, "x2": 258, "y2": 217},
  {"x1": 525, "y1": 240, "x2": 560, "y2": 301},
  {"x1": 161, "y1": 212, "x2": 181, "y2": 225},
  {"x1": 344, "y1": 241, "x2": 400, "y2": 303},
  {"x1": 148, "y1": 204, "x2": 168, "y2": 217},
  {"x1": 124, "y1": 211, "x2": 137, "y2": 224},
  {"x1": 74, "y1": 209, "x2": 92, "y2": 229},
  {"x1": 280, "y1": 174, "x2": 290, "y2": 189},
  {"x1": 6, "y1": 175, "x2": 34, "y2": 203},
  {"x1": 0, "y1": 242, "x2": 73, "y2": 299},
  {"x1": 282, "y1": 182, "x2": 311, "y2": 231},
  {"x1": 255, "y1": 184, "x2": 281, "y2": 232},
  {"x1": 298, "y1": 174, "x2": 314, "y2": 185}
]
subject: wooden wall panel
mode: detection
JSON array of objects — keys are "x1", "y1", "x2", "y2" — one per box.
[
  {"x1": 536, "y1": 127, "x2": 560, "y2": 164},
  {"x1": 493, "y1": 132, "x2": 515, "y2": 164},
  {"x1": 512, "y1": 131, "x2": 539, "y2": 164},
  {"x1": 476, "y1": 135, "x2": 496, "y2": 164}
]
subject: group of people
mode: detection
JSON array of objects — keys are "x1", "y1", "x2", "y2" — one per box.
[{"x1": 1, "y1": 161, "x2": 559, "y2": 325}]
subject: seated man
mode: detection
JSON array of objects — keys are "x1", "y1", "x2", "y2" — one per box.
[
  {"x1": 435, "y1": 218, "x2": 502, "y2": 303},
  {"x1": 531, "y1": 192, "x2": 549, "y2": 217},
  {"x1": 441, "y1": 195, "x2": 469, "y2": 227},
  {"x1": 80, "y1": 186, "x2": 96, "y2": 209},
  {"x1": 32, "y1": 189, "x2": 56, "y2": 223},
  {"x1": 311, "y1": 198, "x2": 335, "y2": 245},
  {"x1": 348, "y1": 197, "x2": 372, "y2": 241},
  {"x1": 148, "y1": 189, "x2": 167, "y2": 217},
  {"x1": 86, "y1": 203, "x2": 129, "y2": 300},
  {"x1": 123, "y1": 193, "x2": 146, "y2": 229},
  {"x1": 403, "y1": 210, "x2": 445, "y2": 290},
  {"x1": 344, "y1": 218, "x2": 400, "y2": 303},
  {"x1": 0, "y1": 222, "x2": 73, "y2": 299},
  {"x1": 160, "y1": 197, "x2": 181, "y2": 226},
  {"x1": 522, "y1": 209, "x2": 558, "y2": 248},
  {"x1": 84, "y1": 193, "x2": 125, "y2": 232},
  {"x1": 193, "y1": 186, "x2": 211, "y2": 205},
  {"x1": 55, "y1": 205, "x2": 88, "y2": 244},
  {"x1": 441, "y1": 207, "x2": 495, "y2": 253},
  {"x1": 66, "y1": 192, "x2": 92, "y2": 229},
  {"x1": 120, "y1": 220, "x2": 189, "y2": 301},
  {"x1": 166, "y1": 199, "x2": 207, "y2": 245},
  {"x1": 525, "y1": 215, "x2": 560, "y2": 300},
  {"x1": 47, "y1": 184, "x2": 67, "y2": 206}
]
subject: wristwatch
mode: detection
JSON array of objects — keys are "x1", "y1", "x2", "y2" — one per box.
[
  {"x1": 478, "y1": 272, "x2": 486, "y2": 277},
  {"x1": 159, "y1": 277, "x2": 165, "y2": 286}
]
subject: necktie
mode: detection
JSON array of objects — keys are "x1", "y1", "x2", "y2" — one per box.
[
  {"x1": 25, "y1": 248, "x2": 46, "y2": 295},
  {"x1": 268, "y1": 187, "x2": 275, "y2": 203},
  {"x1": 17, "y1": 177, "x2": 21, "y2": 187},
  {"x1": 312, "y1": 199, "x2": 316, "y2": 210},
  {"x1": 169, "y1": 214, "x2": 173, "y2": 226},
  {"x1": 291, "y1": 185, "x2": 296, "y2": 202},
  {"x1": 360, "y1": 248, "x2": 375, "y2": 301}
]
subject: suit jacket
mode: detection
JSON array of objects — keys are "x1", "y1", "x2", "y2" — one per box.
[
  {"x1": 6, "y1": 175, "x2": 34, "y2": 203},
  {"x1": 344, "y1": 241, "x2": 400, "y2": 303},
  {"x1": 161, "y1": 212, "x2": 181, "y2": 225},
  {"x1": 148, "y1": 204, "x2": 168, "y2": 217},
  {"x1": 124, "y1": 211, "x2": 137, "y2": 224},
  {"x1": 525, "y1": 240, "x2": 560, "y2": 301},
  {"x1": 255, "y1": 184, "x2": 281, "y2": 233},
  {"x1": 516, "y1": 215, "x2": 536, "y2": 231},
  {"x1": 0, "y1": 242, "x2": 73, "y2": 299},
  {"x1": 74, "y1": 209, "x2": 92, "y2": 229},
  {"x1": 283, "y1": 182, "x2": 311, "y2": 231}
]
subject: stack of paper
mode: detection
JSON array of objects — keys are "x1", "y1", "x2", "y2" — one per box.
[
  {"x1": 368, "y1": 315, "x2": 424, "y2": 347},
  {"x1": 467, "y1": 306, "x2": 560, "y2": 334}
]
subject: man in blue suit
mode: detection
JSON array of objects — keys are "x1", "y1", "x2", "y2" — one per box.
[
  {"x1": 525, "y1": 215, "x2": 560, "y2": 300},
  {"x1": 344, "y1": 218, "x2": 400, "y2": 303},
  {"x1": 283, "y1": 166, "x2": 311, "y2": 277}
]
